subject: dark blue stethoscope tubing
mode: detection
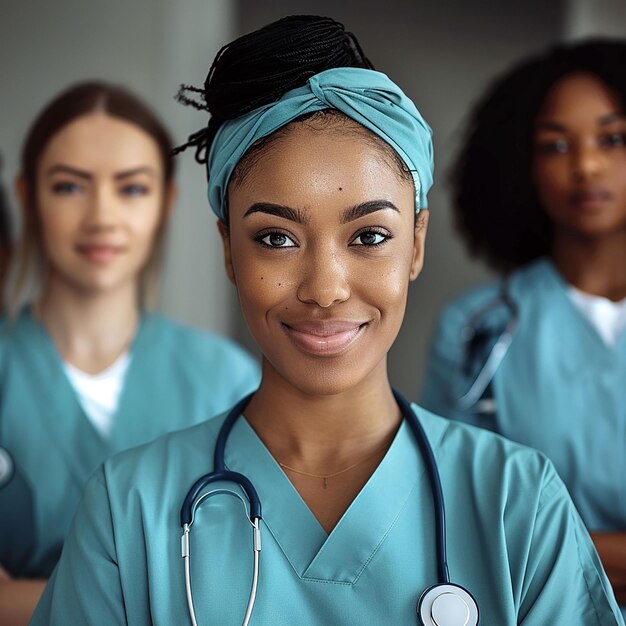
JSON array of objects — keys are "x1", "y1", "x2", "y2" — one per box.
[
  {"x1": 392, "y1": 390, "x2": 449, "y2": 585},
  {"x1": 180, "y1": 469, "x2": 261, "y2": 526},
  {"x1": 181, "y1": 390, "x2": 449, "y2": 586},
  {"x1": 213, "y1": 394, "x2": 254, "y2": 471},
  {"x1": 180, "y1": 394, "x2": 259, "y2": 527}
]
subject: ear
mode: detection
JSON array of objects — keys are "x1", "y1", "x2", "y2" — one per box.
[
  {"x1": 217, "y1": 219, "x2": 236, "y2": 285},
  {"x1": 409, "y1": 210, "x2": 429, "y2": 281}
]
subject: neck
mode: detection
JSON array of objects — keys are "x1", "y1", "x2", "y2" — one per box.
[
  {"x1": 244, "y1": 359, "x2": 401, "y2": 473},
  {"x1": 35, "y1": 276, "x2": 140, "y2": 373},
  {"x1": 551, "y1": 228, "x2": 626, "y2": 301}
]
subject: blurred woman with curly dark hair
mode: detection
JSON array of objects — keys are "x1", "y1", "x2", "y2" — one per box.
[{"x1": 421, "y1": 39, "x2": 626, "y2": 613}]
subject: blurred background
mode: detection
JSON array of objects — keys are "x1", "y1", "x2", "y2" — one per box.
[{"x1": 1, "y1": 0, "x2": 625, "y2": 397}]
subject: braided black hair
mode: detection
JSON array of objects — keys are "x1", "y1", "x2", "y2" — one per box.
[
  {"x1": 451, "y1": 39, "x2": 626, "y2": 273},
  {"x1": 173, "y1": 15, "x2": 374, "y2": 164}
]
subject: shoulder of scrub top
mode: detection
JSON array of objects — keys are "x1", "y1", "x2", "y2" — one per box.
[
  {"x1": 94, "y1": 408, "x2": 230, "y2": 511},
  {"x1": 424, "y1": 256, "x2": 558, "y2": 361},
  {"x1": 141, "y1": 313, "x2": 261, "y2": 384},
  {"x1": 435, "y1": 256, "x2": 556, "y2": 332},
  {"x1": 413, "y1": 402, "x2": 562, "y2": 496}
]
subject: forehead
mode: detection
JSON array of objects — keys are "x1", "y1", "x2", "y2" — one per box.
[
  {"x1": 229, "y1": 123, "x2": 413, "y2": 215},
  {"x1": 538, "y1": 72, "x2": 622, "y2": 123},
  {"x1": 39, "y1": 113, "x2": 162, "y2": 172}
]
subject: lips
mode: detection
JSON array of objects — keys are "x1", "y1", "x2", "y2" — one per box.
[
  {"x1": 76, "y1": 244, "x2": 124, "y2": 263},
  {"x1": 568, "y1": 187, "x2": 613, "y2": 210},
  {"x1": 282, "y1": 320, "x2": 368, "y2": 356}
]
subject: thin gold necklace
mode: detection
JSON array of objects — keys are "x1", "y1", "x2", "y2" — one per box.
[{"x1": 278, "y1": 444, "x2": 389, "y2": 489}]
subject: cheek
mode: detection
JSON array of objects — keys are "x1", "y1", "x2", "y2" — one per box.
[
  {"x1": 373, "y1": 269, "x2": 409, "y2": 320},
  {"x1": 235, "y1": 259, "x2": 292, "y2": 320},
  {"x1": 612, "y1": 161, "x2": 626, "y2": 192},
  {"x1": 351, "y1": 251, "x2": 413, "y2": 322},
  {"x1": 38, "y1": 208, "x2": 77, "y2": 252},
  {"x1": 128, "y1": 205, "x2": 163, "y2": 242},
  {"x1": 532, "y1": 160, "x2": 567, "y2": 200}
]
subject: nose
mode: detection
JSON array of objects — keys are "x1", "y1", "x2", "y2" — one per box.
[
  {"x1": 296, "y1": 246, "x2": 350, "y2": 308},
  {"x1": 84, "y1": 184, "x2": 119, "y2": 231},
  {"x1": 571, "y1": 142, "x2": 605, "y2": 182}
]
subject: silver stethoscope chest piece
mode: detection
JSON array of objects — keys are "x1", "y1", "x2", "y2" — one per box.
[
  {"x1": 0, "y1": 446, "x2": 14, "y2": 488},
  {"x1": 418, "y1": 584, "x2": 479, "y2": 626}
]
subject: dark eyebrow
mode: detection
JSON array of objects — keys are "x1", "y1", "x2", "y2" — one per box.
[
  {"x1": 243, "y1": 203, "x2": 309, "y2": 224},
  {"x1": 46, "y1": 165, "x2": 91, "y2": 179},
  {"x1": 536, "y1": 113, "x2": 626, "y2": 133},
  {"x1": 45, "y1": 165, "x2": 157, "y2": 180},
  {"x1": 114, "y1": 167, "x2": 157, "y2": 180},
  {"x1": 340, "y1": 200, "x2": 399, "y2": 224},
  {"x1": 599, "y1": 112, "x2": 626, "y2": 126}
]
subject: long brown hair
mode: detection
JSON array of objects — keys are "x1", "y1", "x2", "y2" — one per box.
[{"x1": 12, "y1": 81, "x2": 175, "y2": 314}]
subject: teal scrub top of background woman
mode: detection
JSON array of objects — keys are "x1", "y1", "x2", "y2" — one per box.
[
  {"x1": 0, "y1": 309, "x2": 260, "y2": 577},
  {"x1": 31, "y1": 404, "x2": 623, "y2": 625},
  {"x1": 421, "y1": 258, "x2": 626, "y2": 533}
]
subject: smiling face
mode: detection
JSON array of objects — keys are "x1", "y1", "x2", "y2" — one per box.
[
  {"x1": 532, "y1": 72, "x2": 626, "y2": 240},
  {"x1": 30, "y1": 112, "x2": 169, "y2": 297},
  {"x1": 221, "y1": 120, "x2": 426, "y2": 396}
]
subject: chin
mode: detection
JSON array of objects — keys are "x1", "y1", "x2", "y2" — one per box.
[
  {"x1": 273, "y1": 356, "x2": 377, "y2": 398},
  {"x1": 64, "y1": 272, "x2": 133, "y2": 297}
]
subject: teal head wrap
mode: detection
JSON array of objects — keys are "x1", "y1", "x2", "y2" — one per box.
[{"x1": 207, "y1": 67, "x2": 434, "y2": 220}]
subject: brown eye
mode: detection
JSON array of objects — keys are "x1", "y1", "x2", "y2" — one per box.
[
  {"x1": 599, "y1": 132, "x2": 626, "y2": 149},
  {"x1": 536, "y1": 138, "x2": 569, "y2": 155}
]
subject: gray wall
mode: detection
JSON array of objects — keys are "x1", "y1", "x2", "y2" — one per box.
[
  {"x1": 236, "y1": 0, "x2": 563, "y2": 397},
  {"x1": 564, "y1": 0, "x2": 626, "y2": 39}
]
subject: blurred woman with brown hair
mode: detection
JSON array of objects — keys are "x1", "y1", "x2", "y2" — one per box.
[{"x1": 0, "y1": 81, "x2": 259, "y2": 624}]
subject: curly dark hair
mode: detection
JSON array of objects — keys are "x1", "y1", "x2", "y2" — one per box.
[{"x1": 451, "y1": 39, "x2": 626, "y2": 273}]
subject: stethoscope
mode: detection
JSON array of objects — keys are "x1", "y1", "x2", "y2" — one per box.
[
  {"x1": 180, "y1": 390, "x2": 479, "y2": 626},
  {"x1": 453, "y1": 279, "x2": 518, "y2": 414}
]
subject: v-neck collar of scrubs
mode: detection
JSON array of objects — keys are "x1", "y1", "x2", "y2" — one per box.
[
  {"x1": 223, "y1": 410, "x2": 434, "y2": 584},
  {"x1": 533, "y1": 259, "x2": 626, "y2": 352},
  {"x1": 18, "y1": 307, "x2": 153, "y2": 481}
]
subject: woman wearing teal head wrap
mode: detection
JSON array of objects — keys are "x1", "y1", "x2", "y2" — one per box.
[{"x1": 32, "y1": 16, "x2": 623, "y2": 626}]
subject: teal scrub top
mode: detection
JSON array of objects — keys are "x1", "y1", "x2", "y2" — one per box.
[
  {"x1": 31, "y1": 405, "x2": 623, "y2": 624},
  {"x1": 421, "y1": 258, "x2": 626, "y2": 619},
  {"x1": 421, "y1": 258, "x2": 626, "y2": 532},
  {"x1": 0, "y1": 309, "x2": 260, "y2": 578}
]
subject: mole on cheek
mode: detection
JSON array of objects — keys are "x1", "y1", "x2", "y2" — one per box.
[{"x1": 338, "y1": 187, "x2": 343, "y2": 191}]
